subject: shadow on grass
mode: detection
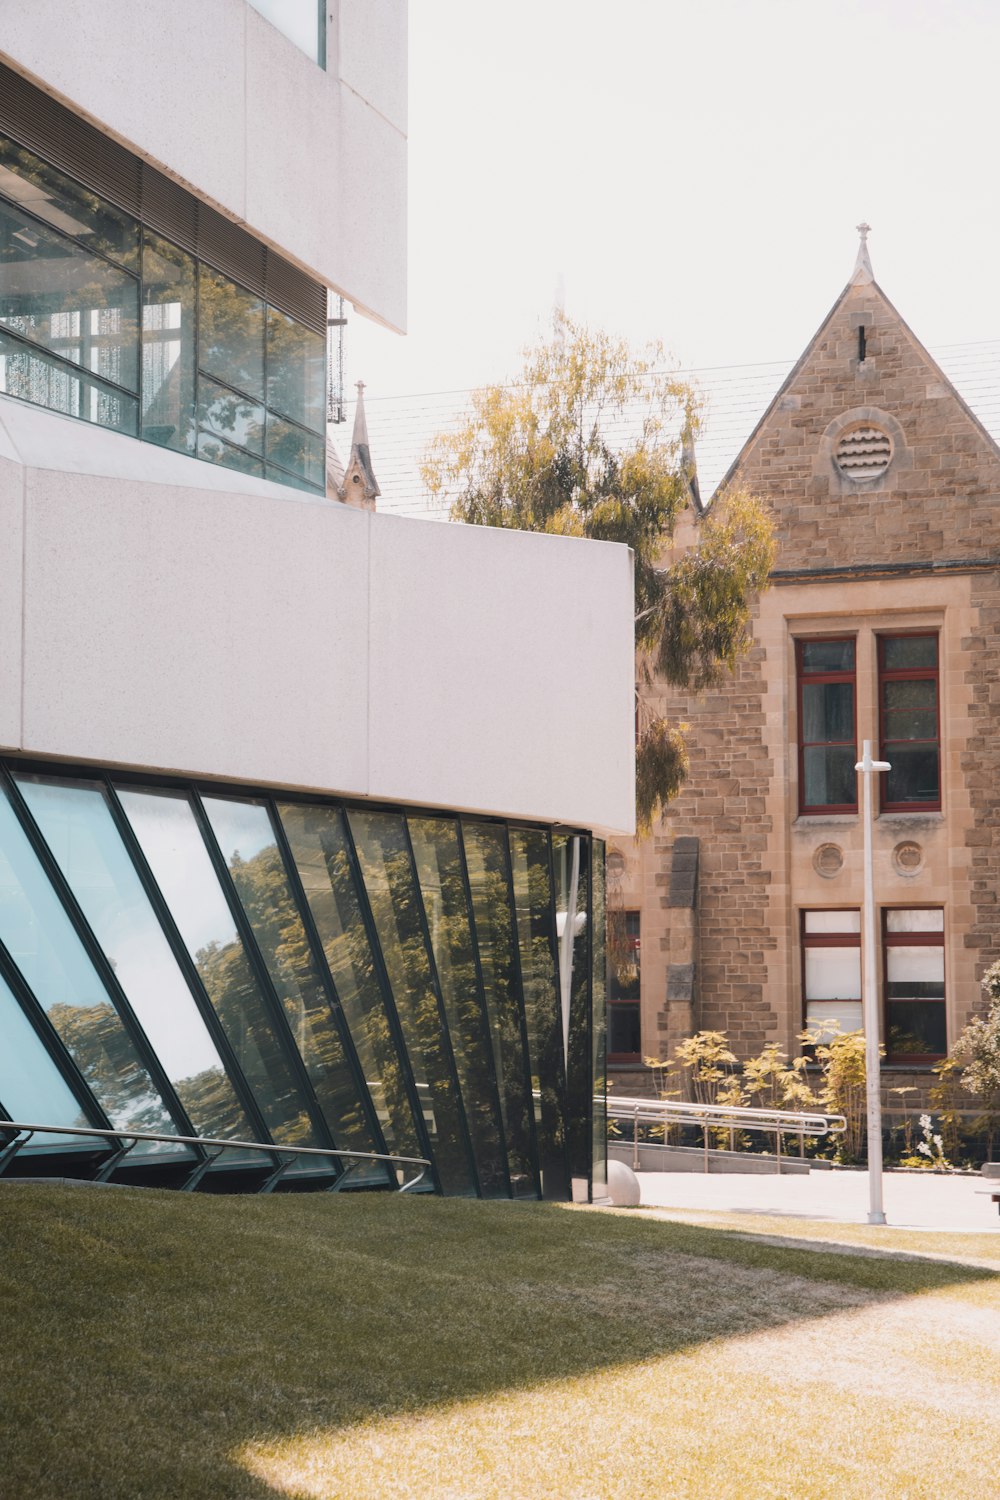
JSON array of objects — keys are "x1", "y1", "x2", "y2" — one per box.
[{"x1": 0, "y1": 1185, "x2": 995, "y2": 1500}]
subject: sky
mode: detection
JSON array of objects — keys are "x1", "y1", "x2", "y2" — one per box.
[{"x1": 346, "y1": 0, "x2": 1000, "y2": 514}]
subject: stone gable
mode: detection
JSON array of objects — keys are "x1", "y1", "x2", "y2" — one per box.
[{"x1": 726, "y1": 279, "x2": 1000, "y2": 571}]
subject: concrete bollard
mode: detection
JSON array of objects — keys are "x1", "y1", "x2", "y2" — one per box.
[{"x1": 606, "y1": 1158, "x2": 641, "y2": 1207}]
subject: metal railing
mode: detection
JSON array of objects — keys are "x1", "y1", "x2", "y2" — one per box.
[
  {"x1": 0, "y1": 1120, "x2": 431, "y2": 1194},
  {"x1": 604, "y1": 1094, "x2": 847, "y2": 1174}
]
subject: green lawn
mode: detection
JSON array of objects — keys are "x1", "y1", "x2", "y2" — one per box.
[{"x1": 2, "y1": 1183, "x2": 999, "y2": 1499}]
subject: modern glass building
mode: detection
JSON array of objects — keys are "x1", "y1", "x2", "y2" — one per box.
[
  {"x1": 0, "y1": 760, "x2": 606, "y2": 1198},
  {"x1": 0, "y1": 5, "x2": 634, "y2": 1201}
]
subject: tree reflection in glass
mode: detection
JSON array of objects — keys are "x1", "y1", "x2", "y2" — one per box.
[
  {"x1": 554, "y1": 834, "x2": 592, "y2": 1195},
  {"x1": 117, "y1": 788, "x2": 320, "y2": 1151},
  {"x1": 508, "y1": 827, "x2": 568, "y2": 1200},
  {"x1": 199, "y1": 266, "x2": 264, "y2": 399},
  {"x1": 462, "y1": 822, "x2": 538, "y2": 1197},
  {"x1": 350, "y1": 810, "x2": 476, "y2": 1197},
  {"x1": 141, "y1": 231, "x2": 195, "y2": 454},
  {"x1": 409, "y1": 817, "x2": 508, "y2": 1196},
  {"x1": 203, "y1": 795, "x2": 388, "y2": 1182},
  {"x1": 277, "y1": 803, "x2": 421, "y2": 1170},
  {"x1": 0, "y1": 969, "x2": 97, "y2": 1149},
  {"x1": 16, "y1": 775, "x2": 253, "y2": 1145},
  {"x1": 0, "y1": 788, "x2": 177, "y2": 1148}
]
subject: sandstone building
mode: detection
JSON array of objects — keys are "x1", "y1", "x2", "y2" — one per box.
[{"x1": 611, "y1": 231, "x2": 1000, "y2": 1102}]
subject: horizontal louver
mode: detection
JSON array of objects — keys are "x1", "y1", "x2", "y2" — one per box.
[
  {"x1": 141, "y1": 164, "x2": 198, "y2": 256},
  {"x1": 0, "y1": 60, "x2": 141, "y2": 214},
  {"x1": 268, "y1": 253, "x2": 327, "y2": 334},
  {"x1": 835, "y1": 425, "x2": 892, "y2": 478},
  {"x1": 0, "y1": 59, "x2": 327, "y2": 331}
]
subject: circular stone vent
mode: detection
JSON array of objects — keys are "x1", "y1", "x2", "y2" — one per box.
[{"x1": 835, "y1": 424, "x2": 893, "y2": 480}]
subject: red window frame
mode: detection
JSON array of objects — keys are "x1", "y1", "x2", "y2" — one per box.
[
  {"x1": 608, "y1": 911, "x2": 641, "y2": 1062},
  {"x1": 796, "y1": 637, "x2": 858, "y2": 815},
  {"x1": 800, "y1": 910, "x2": 862, "y2": 1039},
  {"x1": 882, "y1": 907, "x2": 946, "y2": 1063},
  {"x1": 878, "y1": 633, "x2": 941, "y2": 812}
]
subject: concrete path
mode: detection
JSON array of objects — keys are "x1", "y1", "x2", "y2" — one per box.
[{"x1": 634, "y1": 1167, "x2": 1000, "y2": 1232}]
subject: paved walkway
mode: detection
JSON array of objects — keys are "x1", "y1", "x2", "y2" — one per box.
[{"x1": 634, "y1": 1167, "x2": 1000, "y2": 1232}]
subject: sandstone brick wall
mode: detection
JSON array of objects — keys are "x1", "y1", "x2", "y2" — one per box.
[
  {"x1": 964, "y1": 570, "x2": 1000, "y2": 977},
  {"x1": 619, "y1": 269, "x2": 1000, "y2": 1076}
]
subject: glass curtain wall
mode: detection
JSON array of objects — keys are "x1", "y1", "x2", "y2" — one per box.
[
  {"x1": 0, "y1": 136, "x2": 325, "y2": 492},
  {"x1": 0, "y1": 760, "x2": 602, "y2": 1200},
  {"x1": 508, "y1": 828, "x2": 569, "y2": 1201},
  {"x1": 462, "y1": 823, "x2": 538, "y2": 1198},
  {"x1": 408, "y1": 817, "x2": 510, "y2": 1197},
  {"x1": 15, "y1": 775, "x2": 255, "y2": 1146}
]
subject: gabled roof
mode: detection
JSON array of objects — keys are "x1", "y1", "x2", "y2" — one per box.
[{"x1": 708, "y1": 230, "x2": 1000, "y2": 508}]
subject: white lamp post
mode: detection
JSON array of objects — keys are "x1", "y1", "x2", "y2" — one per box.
[{"x1": 856, "y1": 739, "x2": 891, "y2": 1225}]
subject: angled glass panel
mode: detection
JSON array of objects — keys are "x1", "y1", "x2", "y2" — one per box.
[
  {"x1": 278, "y1": 803, "x2": 420, "y2": 1165},
  {"x1": 141, "y1": 231, "x2": 196, "y2": 454},
  {"x1": 0, "y1": 137, "x2": 139, "y2": 269},
  {"x1": 0, "y1": 327, "x2": 137, "y2": 433},
  {"x1": 0, "y1": 969, "x2": 100, "y2": 1151},
  {"x1": 349, "y1": 810, "x2": 476, "y2": 1197},
  {"x1": 591, "y1": 840, "x2": 607, "y2": 1199},
  {"x1": 195, "y1": 428, "x2": 264, "y2": 479},
  {"x1": 0, "y1": 194, "x2": 138, "y2": 390},
  {"x1": 555, "y1": 833, "x2": 592, "y2": 1198},
  {"x1": 199, "y1": 266, "x2": 264, "y2": 400},
  {"x1": 462, "y1": 822, "x2": 537, "y2": 1198},
  {"x1": 266, "y1": 307, "x2": 324, "y2": 431},
  {"x1": 202, "y1": 795, "x2": 387, "y2": 1182},
  {"x1": 16, "y1": 775, "x2": 253, "y2": 1145},
  {"x1": 116, "y1": 788, "x2": 321, "y2": 1151},
  {"x1": 265, "y1": 413, "x2": 324, "y2": 488},
  {"x1": 508, "y1": 827, "x2": 567, "y2": 1200},
  {"x1": 408, "y1": 817, "x2": 508, "y2": 1197},
  {"x1": 197, "y1": 374, "x2": 264, "y2": 458},
  {"x1": 0, "y1": 787, "x2": 177, "y2": 1148}
]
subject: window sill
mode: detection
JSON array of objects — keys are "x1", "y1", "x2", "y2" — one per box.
[{"x1": 794, "y1": 812, "x2": 858, "y2": 826}]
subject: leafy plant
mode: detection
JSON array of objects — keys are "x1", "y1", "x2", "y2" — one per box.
[
  {"x1": 800, "y1": 1025, "x2": 874, "y2": 1164},
  {"x1": 949, "y1": 969, "x2": 1000, "y2": 1161}
]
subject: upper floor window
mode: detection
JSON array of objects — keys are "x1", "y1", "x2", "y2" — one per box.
[
  {"x1": 0, "y1": 132, "x2": 326, "y2": 495},
  {"x1": 248, "y1": 0, "x2": 327, "y2": 67},
  {"x1": 878, "y1": 634, "x2": 940, "y2": 811},
  {"x1": 796, "y1": 638, "x2": 857, "y2": 814}
]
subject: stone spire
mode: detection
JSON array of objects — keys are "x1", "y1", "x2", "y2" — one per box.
[
  {"x1": 337, "y1": 380, "x2": 380, "y2": 511},
  {"x1": 681, "y1": 420, "x2": 701, "y2": 511},
  {"x1": 851, "y1": 221, "x2": 874, "y2": 286}
]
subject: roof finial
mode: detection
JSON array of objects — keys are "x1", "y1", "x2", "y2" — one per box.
[{"x1": 852, "y1": 221, "x2": 874, "y2": 285}]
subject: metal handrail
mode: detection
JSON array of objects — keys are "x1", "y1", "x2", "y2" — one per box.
[
  {"x1": 603, "y1": 1094, "x2": 846, "y2": 1174},
  {"x1": 0, "y1": 1120, "x2": 432, "y2": 1194}
]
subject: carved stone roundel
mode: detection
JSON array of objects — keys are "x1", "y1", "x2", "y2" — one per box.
[
  {"x1": 893, "y1": 841, "x2": 923, "y2": 876},
  {"x1": 813, "y1": 843, "x2": 844, "y2": 878}
]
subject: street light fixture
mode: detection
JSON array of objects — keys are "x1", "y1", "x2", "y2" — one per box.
[{"x1": 856, "y1": 739, "x2": 891, "y2": 1225}]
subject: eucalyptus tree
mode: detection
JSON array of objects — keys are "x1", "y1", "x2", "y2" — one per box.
[{"x1": 424, "y1": 318, "x2": 776, "y2": 831}]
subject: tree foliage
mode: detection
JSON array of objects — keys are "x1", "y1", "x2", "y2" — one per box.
[{"x1": 423, "y1": 318, "x2": 776, "y2": 831}]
